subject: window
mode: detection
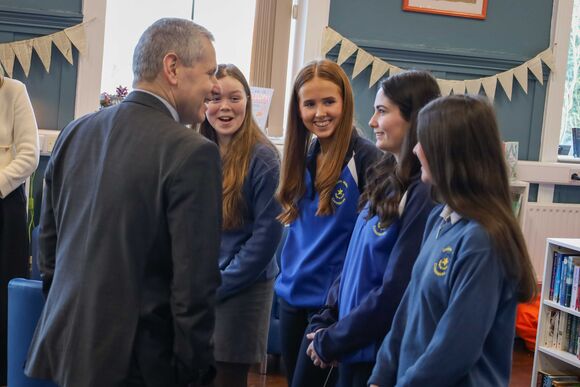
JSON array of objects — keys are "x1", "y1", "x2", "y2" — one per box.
[
  {"x1": 193, "y1": 0, "x2": 256, "y2": 79},
  {"x1": 100, "y1": 0, "x2": 193, "y2": 93},
  {"x1": 559, "y1": 0, "x2": 580, "y2": 156}
]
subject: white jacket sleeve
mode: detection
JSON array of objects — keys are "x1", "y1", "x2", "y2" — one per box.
[{"x1": 0, "y1": 80, "x2": 40, "y2": 198}]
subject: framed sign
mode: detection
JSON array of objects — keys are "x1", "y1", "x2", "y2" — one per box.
[{"x1": 402, "y1": 0, "x2": 488, "y2": 20}]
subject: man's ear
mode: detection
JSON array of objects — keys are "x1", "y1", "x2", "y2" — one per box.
[{"x1": 162, "y1": 53, "x2": 179, "y2": 86}]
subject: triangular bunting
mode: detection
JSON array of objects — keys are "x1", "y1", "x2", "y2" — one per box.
[
  {"x1": 0, "y1": 44, "x2": 15, "y2": 78},
  {"x1": 11, "y1": 39, "x2": 33, "y2": 77},
  {"x1": 481, "y1": 77, "x2": 497, "y2": 102},
  {"x1": 369, "y1": 58, "x2": 389, "y2": 87},
  {"x1": 528, "y1": 57, "x2": 544, "y2": 85},
  {"x1": 497, "y1": 70, "x2": 514, "y2": 101},
  {"x1": 33, "y1": 35, "x2": 53, "y2": 72},
  {"x1": 437, "y1": 79, "x2": 452, "y2": 96},
  {"x1": 514, "y1": 64, "x2": 529, "y2": 94},
  {"x1": 389, "y1": 65, "x2": 404, "y2": 75},
  {"x1": 337, "y1": 38, "x2": 358, "y2": 66},
  {"x1": 321, "y1": 27, "x2": 343, "y2": 56},
  {"x1": 539, "y1": 49, "x2": 555, "y2": 72},
  {"x1": 465, "y1": 79, "x2": 482, "y2": 95},
  {"x1": 450, "y1": 80, "x2": 466, "y2": 95},
  {"x1": 64, "y1": 23, "x2": 87, "y2": 55},
  {"x1": 352, "y1": 49, "x2": 373, "y2": 79},
  {"x1": 52, "y1": 31, "x2": 73, "y2": 64}
]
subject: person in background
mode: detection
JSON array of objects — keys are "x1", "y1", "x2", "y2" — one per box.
[
  {"x1": 25, "y1": 18, "x2": 222, "y2": 387},
  {"x1": 275, "y1": 59, "x2": 381, "y2": 386},
  {"x1": 200, "y1": 63, "x2": 283, "y2": 387},
  {"x1": 303, "y1": 71, "x2": 440, "y2": 387},
  {"x1": 0, "y1": 74, "x2": 39, "y2": 385},
  {"x1": 369, "y1": 94, "x2": 537, "y2": 387}
]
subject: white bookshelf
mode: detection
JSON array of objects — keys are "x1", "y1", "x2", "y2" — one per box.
[{"x1": 532, "y1": 238, "x2": 580, "y2": 385}]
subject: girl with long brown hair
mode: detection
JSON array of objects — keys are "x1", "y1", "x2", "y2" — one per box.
[
  {"x1": 369, "y1": 95, "x2": 537, "y2": 387},
  {"x1": 303, "y1": 70, "x2": 440, "y2": 387},
  {"x1": 274, "y1": 59, "x2": 381, "y2": 386},
  {"x1": 199, "y1": 64, "x2": 283, "y2": 387}
]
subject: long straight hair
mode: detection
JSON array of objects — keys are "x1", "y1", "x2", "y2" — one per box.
[
  {"x1": 417, "y1": 95, "x2": 536, "y2": 302},
  {"x1": 360, "y1": 71, "x2": 440, "y2": 225},
  {"x1": 277, "y1": 60, "x2": 355, "y2": 224},
  {"x1": 200, "y1": 64, "x2": 277, "y2": 230}
]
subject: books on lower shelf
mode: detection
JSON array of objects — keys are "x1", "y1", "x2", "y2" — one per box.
[
  {"x1": 542, "y1": 309, "x2": 580, "y2": 357},
  {"x1": 550, "y1": 252, "x2": 580, "y2": 309},
  {"x1": 536, "y1": 370, "x2": 580, "y2": 386}
]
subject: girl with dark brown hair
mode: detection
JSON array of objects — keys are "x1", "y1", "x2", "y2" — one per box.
[{"x1": 369, "y1": 95, "x2": 537, "y2": 387}]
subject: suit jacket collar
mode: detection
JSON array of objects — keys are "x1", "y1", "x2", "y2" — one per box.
[{"x1": 123, "y1": 91, "x2": 176, "y2": 121}]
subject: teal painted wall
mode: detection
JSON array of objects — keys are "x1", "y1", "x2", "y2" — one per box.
[
  {"x1": 328, "y1": 0, "x2": 552, "y2": 162},
  {"x1": 329, "y1": 0, "x2": 580, "y2": 203},
  {"x1": 0, "y1": 1, "x2": 82, "y2": 130}
]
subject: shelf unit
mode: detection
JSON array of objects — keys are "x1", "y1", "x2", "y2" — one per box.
[{"x1": 532, "y1": 238, "x2": 580, "y2": 385}]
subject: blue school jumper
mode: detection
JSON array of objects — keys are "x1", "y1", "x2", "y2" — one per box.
[
  {"x1": 337, "y1": 205, "x2": 399, "y2": 363},
  {"x1": 369, "y1": 205, "x2": 518, "y2": 387},
  {"x1": 310, "y1": 177, "x2": 434, "y2": 366},
  {"x1": 217, "y1": 143, "x2": 282, "y2": 300},
  {"x1": 275, "y1": 133, "x2": 380, "y2": 309}
]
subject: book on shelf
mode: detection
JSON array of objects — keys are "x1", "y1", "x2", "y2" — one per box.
[
  {"x1": 550, "y1": 252, "x2": 580, "y2": 308},
  {"x1": 537, "y1": 370, "x2": 580, "y2": 387},
  {"x1": 540, "y1": 309, "x2": 580, "y2": 361}
]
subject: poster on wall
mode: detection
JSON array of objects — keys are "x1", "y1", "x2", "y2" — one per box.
[
  {"x1": 250, "y1": 86, "x2": 274, "y2": 132},
  {"x1": 402, "y1": 0, "x2": 488, "y2": 20}
]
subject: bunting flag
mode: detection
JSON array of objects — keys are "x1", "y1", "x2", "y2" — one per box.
[
  {"x1": 321, "y1": 27, "x2": 343, "y2": 56},
  {"x1": 513, "y1": 64, "x2": 529, "y2": 94},
  {"x1": 33, "y1": 35, "x2": 53, "y2": 73},
  {"x1": 498, "y1": 70, "x2": 514, "y2": 100},
  {"x1": 528, "y1": 57, "x2": 544, "y2": 85},
  {"x1": 321, "y1": 26, "x2": 555, "y2": 103},
  {"x1": 369, "y1": 58, "x2": 389, "y2": 87},
  {"x1": 52, "y1": 31, "x2": 74, "y2": 64},
  {"x1": 450, "y1": 80, "x2": 466, "y2": 95},
  {"x1": 481, "y1": 77, "x2": 497, "y2": 102},
  {"x1": 437, "y1": 79, "x2": 453, "y2": 96},
  {"x1": 0, "y1": 22, "x2": 88, "y2": 77},
  {"x1": 0, "y1": 44, "x2": 15, "y2": 78},
  {"x1": 352, "y1": 48, "x2": 373, "y2": 79},
  {"x1": 337, "y1": 38, "x2": 357, "y2": 66},
  {"x1": 11, "y1": 40, "x2": 33, "y2": 77},
  {"x1": 465, "y1": 79, "x2": 482, "y2": 95}
]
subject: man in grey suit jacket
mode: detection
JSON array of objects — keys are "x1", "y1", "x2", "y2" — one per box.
[{"x1": 25, "y1": 18, "x2": 222, "y2": 387}]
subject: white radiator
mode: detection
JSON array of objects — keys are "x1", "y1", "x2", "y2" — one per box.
[{"x1": 523, "y1": 203, "x2": 580, "y2": 281}]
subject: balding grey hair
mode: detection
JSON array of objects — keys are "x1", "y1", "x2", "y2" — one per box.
[{"x1": 132, "y1": 18, "x2": 214, "y2": 83}]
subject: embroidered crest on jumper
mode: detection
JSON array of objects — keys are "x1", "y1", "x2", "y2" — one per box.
[
  {"x1": 332, "y1": 180, "x2": 348, "y2": 206},
  {"x1": 433, "y1": 246, "x2": 452, "y2": 277},
  {"x1": 373, "y1": 221, "x2": 387, "y2": 236}
]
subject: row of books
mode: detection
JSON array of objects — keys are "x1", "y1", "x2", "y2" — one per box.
[
  {"x1": 549, "y1": 252, "x2": 580, "y2": 309},
  {"x1": 537, "y1": 370, "x2": 580, "y2": 386},
  {"x1": 542, "y1": 310, "x2": 580, "y2": 356}
]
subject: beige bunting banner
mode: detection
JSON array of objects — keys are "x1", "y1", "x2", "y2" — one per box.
[
  {"x1": 321, "y1": 26, "x2": 554, "y2": 101},
  {"x1": 0, "y1": 22, "x2": 88, "y2": 77}
]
